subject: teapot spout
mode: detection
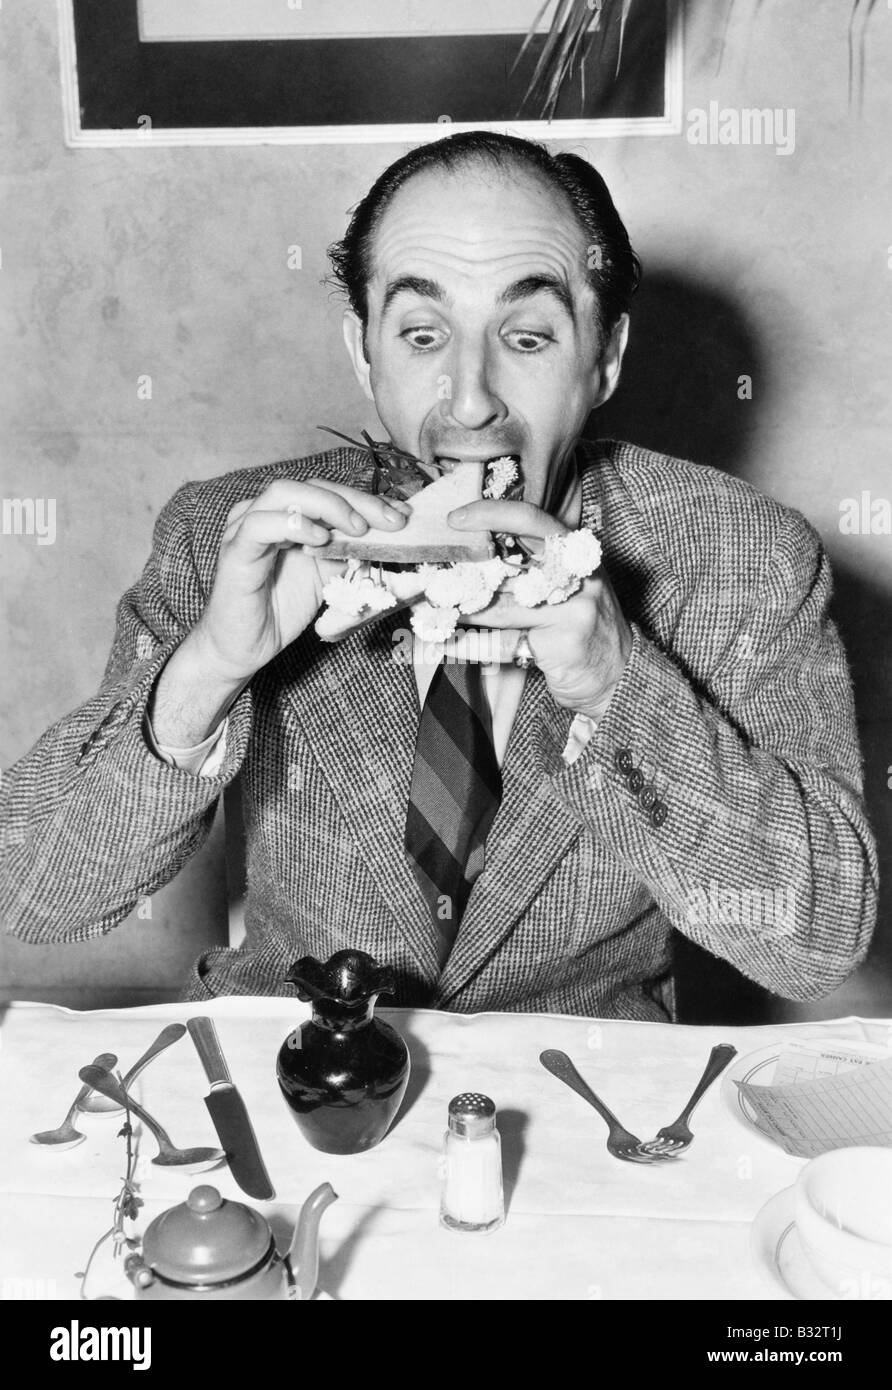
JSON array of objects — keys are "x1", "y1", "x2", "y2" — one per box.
[{"x1": 289, "y1": 1183, "x2": 338, "y2": 1301}]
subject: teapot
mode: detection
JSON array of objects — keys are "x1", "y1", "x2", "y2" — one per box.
[{"x1": 125, "y1": 1182, "x2": 337, "y2": 1301}]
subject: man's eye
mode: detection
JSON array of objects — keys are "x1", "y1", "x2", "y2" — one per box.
[
  {"x1": 401, "y1": 327, "x2": 447, "y2": 351},
  {"x1": 504, "y1": 330, "x2": 552, "y2": 353}
]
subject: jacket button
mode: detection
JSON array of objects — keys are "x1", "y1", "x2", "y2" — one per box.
[
  {"x1": 614, "y1": 748, "x2": 634, "y2": 775},
  {"x1": 650, "y1": 800, "x2": 668, "y2": 828},
  {"x1": 628, "y1": 768, "x2": 645, "y2": 794},
  {"x1": 639, "y1": 783, "x2": 657, "y2": 811}
]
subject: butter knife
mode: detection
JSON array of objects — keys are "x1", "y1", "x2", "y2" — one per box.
[{"x1": 186, "y1": 1016, "x2": 275, "y2": 1200}]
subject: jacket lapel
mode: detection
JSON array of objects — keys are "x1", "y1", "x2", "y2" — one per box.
[{"x1": 280, "y1": 607, "x2": 442, "y2": 988}]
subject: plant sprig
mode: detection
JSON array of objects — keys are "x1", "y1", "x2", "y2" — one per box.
[
  {"x1": 317, "y1": 425, "x2": 441, "y2": 477},
  {"x1": 315, "y1": 424, "x2": 422, "y2": 468},
  {"x1": 76, "y1": 1073, "x2": 143, "y2": 1300}
]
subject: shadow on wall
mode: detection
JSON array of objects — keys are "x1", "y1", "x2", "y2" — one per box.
[
  {"x1": 597, "y1": 269, "x2": 771, "y2": 480},
  {"x1": 595, "y1": 269, "x2": 892, "y2": 1023}
]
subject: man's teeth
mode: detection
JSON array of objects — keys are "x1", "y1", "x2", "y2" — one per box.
[{"x1": 434, "y1": 454, "x2": 520, "y2": 464}]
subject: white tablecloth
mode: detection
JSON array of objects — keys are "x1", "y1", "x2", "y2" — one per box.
[{"x1": 1, "y1": 1000, "x2": 888, "y2": 1301}]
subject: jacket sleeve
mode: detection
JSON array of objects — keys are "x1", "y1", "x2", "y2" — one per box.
[
  {"x1": 550, "y1": 511, "x2": 878, "y2": 1001},
  {"x1": 0, "y1": 482, "x2": 254, "y2": 945}
]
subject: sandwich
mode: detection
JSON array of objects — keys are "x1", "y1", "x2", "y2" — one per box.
[{"x1": 312, "y1": 428, "x2": 601, "y2": 644}]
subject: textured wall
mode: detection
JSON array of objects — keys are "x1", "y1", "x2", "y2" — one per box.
[{"x1": 1, "y1": 0, "x2": 890, "y2": 1014}]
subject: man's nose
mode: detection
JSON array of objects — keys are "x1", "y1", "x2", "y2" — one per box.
[{"x1": 442, "y1": 345, "x2": 506, "y2": 431}]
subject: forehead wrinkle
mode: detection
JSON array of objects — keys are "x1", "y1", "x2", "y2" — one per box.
[
  {"x1": 373, "y1": 224, "x2": 585, "y2": 270},
  {"x1": 371, "y1": 197, "x2": 586, "y2": 279},
  {"x1": 372, "y1": 244, "x2": 589, "y2": 308}
]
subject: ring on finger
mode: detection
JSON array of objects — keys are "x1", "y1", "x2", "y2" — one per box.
[{"x1": 513, "y1": 633, "x2": 536, "y2": 670}]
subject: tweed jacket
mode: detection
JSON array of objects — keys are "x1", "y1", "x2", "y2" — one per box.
[{"x1": 0, "y1": 441, "x2": 877, "y2": 1020}]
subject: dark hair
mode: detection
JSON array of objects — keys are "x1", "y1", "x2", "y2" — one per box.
[{"x1": 326, "y1": 130, "x2": 641, "y2": 340}]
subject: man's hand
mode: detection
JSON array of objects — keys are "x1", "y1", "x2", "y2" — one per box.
[
  {"x1": 149, "y1": 479, "x2": 408, "y2": 747},
  {"x1": 449, "y1": 499, "x2": 632, "y2": 721}
]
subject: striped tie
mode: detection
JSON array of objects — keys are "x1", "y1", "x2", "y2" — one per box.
[{"x1": 405, "y1": 661, "x2": 502, "y2": 967}]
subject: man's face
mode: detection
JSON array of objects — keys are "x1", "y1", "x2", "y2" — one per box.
[{"x1": 342, "y1": 164, "x2": 627, "y2": 513}]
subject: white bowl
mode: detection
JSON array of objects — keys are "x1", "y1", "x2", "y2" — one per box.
[{"x1": 795, "y1": 1148, "x2": 892, "y2": 1300}]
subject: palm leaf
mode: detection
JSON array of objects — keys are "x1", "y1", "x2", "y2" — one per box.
[
  {"x1": 543, "y1": 7, "x2": 598, "y2": 119},
  {"x1": 615, "y1": 0, "x2": 634, "y2": 77},
  {"x1": 848, "y1": 0, "x2": 881, "y2": 107},
  {"x1": 510, "y1": 0, "x2": 553, "y2": 74},
  {"x1": 515, "y1": 0, "x2": 579, "y2": 114},
  {"x1": 515, "y1": 0, "x2": 626, "y2": 122}
]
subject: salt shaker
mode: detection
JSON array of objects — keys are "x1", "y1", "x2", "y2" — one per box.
[{"x1": 439, "y1": 1093, "x2": 505, "y2": 1234}]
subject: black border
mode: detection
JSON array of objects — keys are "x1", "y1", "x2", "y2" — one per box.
[{"x1": 71, "y1": 0, "x2": 667, "y2": 130}]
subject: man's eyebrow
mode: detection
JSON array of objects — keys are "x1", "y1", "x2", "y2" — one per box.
[
  {"x1": 497, "y1": 274, "x2": 576, "y2": 323},
  {"x1": 381, "y1": 275, "x2": 448, "y2": 316},
  {"x1": 380, "y1": 272, "x2": 576, "y2": 322}
]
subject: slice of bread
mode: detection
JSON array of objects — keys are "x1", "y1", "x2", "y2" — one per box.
[{"x1": 317, "y1": 460, "x2": 492, "y2": 562}]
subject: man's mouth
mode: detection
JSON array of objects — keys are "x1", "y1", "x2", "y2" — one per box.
[{"x1": 433, "y1": 452, "x2": 521, "y2": 469}]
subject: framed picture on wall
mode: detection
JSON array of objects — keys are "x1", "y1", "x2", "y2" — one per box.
[{"x1": 59, "y1": 0, "x2": 683, "y2": 147}]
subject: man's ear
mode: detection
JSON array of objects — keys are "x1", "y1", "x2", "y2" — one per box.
[
  {"x1": 591, "y1": 312, "x2": 630, "y2": 409},
  {"x1": 342, "y1": 310, "x2": 374, "y2": 402}
]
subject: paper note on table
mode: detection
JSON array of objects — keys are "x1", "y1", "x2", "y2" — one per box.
[
  {"x1": 772, "y1": 1040, "x2": 885, "y2": 1087},
  {"x1": 737, "y1": 1048, "x2": 892, "y2": 1159}
]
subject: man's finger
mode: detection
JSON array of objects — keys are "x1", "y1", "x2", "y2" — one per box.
[
  {"x1": 251, "y1": 480, "x2": 373, "y2": 535},
  {"x1": 245, "y1": 479, "x2": 406, "y2": 537},
  {"x1": 303, "y1": 477, "x2": 412, "y2": 529},
  {"x1": 225, "y1": 507, "x2": 331, "y2": 562},
  {"x1": 438, "y1": 627, "x2": 526, "y2": 665},
  {"x1": 447, "y1": 499, "x2": 568, "y2": 539},
  {"x1": 456, "y1": 592, "x2": 551, "y2": 629}
]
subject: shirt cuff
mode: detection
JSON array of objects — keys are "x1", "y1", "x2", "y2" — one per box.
[{"x1": 143, "y1": 711, "x2": 229, "y2": 778}]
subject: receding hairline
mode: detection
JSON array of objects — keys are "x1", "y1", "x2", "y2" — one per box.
[
  {"x1": 363, "y1": 155, "x2": 589, "y2": 291},
  {"x1": 370, "y1": 152, "x2": 580, "y2": 227}
]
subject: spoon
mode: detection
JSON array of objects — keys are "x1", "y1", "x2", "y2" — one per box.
[
  {"x1": 78, "y1": 1023, "x2": 187, "y2": 1114},
  {"x1": 78, "y1": 1064, "x2": 225, "y2": 1173},
  {"x1": 29, "y1": 1052, "x2": 119, "y2": 1149}
]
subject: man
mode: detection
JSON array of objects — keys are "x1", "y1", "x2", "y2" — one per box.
[{"x1": 0, "y1": 132, "x2": 877, "y2": 1019}]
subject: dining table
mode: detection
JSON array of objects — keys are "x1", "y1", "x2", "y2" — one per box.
[{"x1": 1, "y1": 998, "x2": 889, "y2": 1302}]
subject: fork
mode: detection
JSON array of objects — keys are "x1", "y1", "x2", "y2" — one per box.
[
  {"x1": 638, "y1": 1044, "x2": 737, "y2": 1157},
  {"x1": 539, "y1": 1049, "x2": 677, "y2": 1164}
]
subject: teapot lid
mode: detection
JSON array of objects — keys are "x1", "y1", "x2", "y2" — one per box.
[{"x1": 142, "y1": 1186, "x2": 273, "y2": 1285}]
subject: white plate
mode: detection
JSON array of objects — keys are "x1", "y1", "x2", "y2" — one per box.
[
  {"x1": 751, "y1": 1187, "x2": 837, "y2": 1300},
  {"x1": 721, "y1": 1037, "x2": 891, "y2": 1145}
]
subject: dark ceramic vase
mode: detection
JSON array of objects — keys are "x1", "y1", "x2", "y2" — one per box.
[{"x1": 276, "y1": 949, "x2": 410, "y2": 1155}]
